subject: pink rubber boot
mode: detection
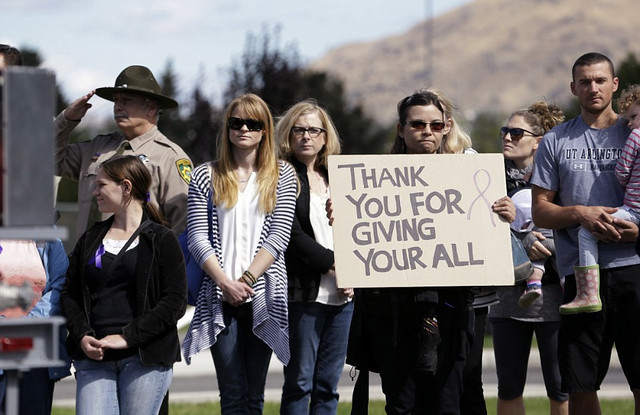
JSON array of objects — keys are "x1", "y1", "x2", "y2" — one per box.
[{"x1": 560, "y1": 265, "x2": 602, "y2": 314}]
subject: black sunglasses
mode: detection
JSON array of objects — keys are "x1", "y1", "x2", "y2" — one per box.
[
  {"x1": 405, "y1": 120, "x2": 446, "y2": 132},
  {"x1": 228, "y1": 117, "x2": 264, "y2": 131},
  {"x1": 500, "y1": 127, "x2": 538, "y2": 141}
]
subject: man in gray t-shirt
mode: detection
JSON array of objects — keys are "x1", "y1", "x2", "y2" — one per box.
[
  {"x1": 531, "y1": 52, "x2": 640, "y2": 415},
  {"x1": 533, "y1": 116, "x2": 633, "y2": 276}
]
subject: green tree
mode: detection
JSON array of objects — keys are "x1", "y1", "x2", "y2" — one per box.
[
  {"x1": 562, "y1": 98, "x2": 581, "y2": 121},
  {"x1": 299, "y1": 71, "x2": 391, "y2": 154},
  {"x1": 224, "y1": 25, "x2": 302, "y2": 115},
  {"x1": 468, "y1": 112, "x2": 505, "y2": 154},
  {"x1": 224, "y1": 26, "x2": 391, "y2": 154},
  {"x1": 158, "y1": 59, "x2": 190, "y2": 150},
  {"x1": 186, "y1": 85, "x2": 221, "y2": 166},
  {"x1": 19, "y1": 46, "x2": 68, "y2": 113},
  {"x1": 20, "y1": 48, "x2": 41, "y2": 66},
  {"x1": 615, "y1": 52, "x2": 640, "y2": 111}
]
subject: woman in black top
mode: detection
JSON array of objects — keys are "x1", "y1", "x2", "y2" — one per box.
[
  {"x1": 277, "y1": 100, "x2": 354, "y2": 414},
  {"x1": 61, "y1": 155, "x2": 186, "y2": 415},
  {"x1": 335, "y1": 89, "x2": 493, "y2": 415}
]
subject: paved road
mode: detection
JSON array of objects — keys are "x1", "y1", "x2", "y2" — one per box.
[{"x1": 52, "y1": 348, "x2": 632, "y2": 407}]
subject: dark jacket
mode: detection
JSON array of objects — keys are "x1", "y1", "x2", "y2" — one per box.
[
  {"x1": 285, "y1": 158, "x2": 335, "y2": 302},
  {"x1": 61, "y1": 214, "x2": 187, "y2": 366}
]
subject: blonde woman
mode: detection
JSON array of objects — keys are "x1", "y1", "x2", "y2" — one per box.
[
  {"x1": 182, "y1": 94, "x2": 297, "y2": 414},
  {"x1": 276, "y1": 100, "x2": 353, "y2": 414},
  {"x1": 490, "y1": 102, "x2": 568, "y2": 415}
]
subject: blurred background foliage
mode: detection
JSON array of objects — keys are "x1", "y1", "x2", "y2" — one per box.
[{"x1": 19, "y1": 28, "x2": 640, "y2": 209}]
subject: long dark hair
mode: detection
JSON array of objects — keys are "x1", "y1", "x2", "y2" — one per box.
[{"x1": 100, "y1": 155, "x2": 164, "y2": 225}]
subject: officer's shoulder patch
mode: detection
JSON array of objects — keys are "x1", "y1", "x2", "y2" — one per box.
[{"x1": 176, "y1": 158, "x2": 193, "y2": 184}]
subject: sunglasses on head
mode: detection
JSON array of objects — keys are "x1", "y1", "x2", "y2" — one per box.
[
  {"x1": 406, "y1": 120, "x2": 446, "y2": 132},
  {"x1": 0, "y1": 44, "x2": 17, "y2": 52},
  {"x1": 228, "y1": 117, "x2": 264, "y2": 131},
  {"x1": 500, "y1": 127, "x2": 538, "y2": 141}
]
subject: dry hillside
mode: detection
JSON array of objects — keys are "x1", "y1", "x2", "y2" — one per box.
[{"x1": 311, "y1": 0, "x2": 640, "y2": 124}]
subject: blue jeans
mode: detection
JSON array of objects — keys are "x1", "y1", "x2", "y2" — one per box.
[
  {"x1": 74, "y1": 354, "x2": 172, "y2": 415},
  {"x1": 281, "y1": 301, "x2": 354, "y2": 415},
  {"x1": 211, "y1": 303, "x2": 273, "y2": 415}
]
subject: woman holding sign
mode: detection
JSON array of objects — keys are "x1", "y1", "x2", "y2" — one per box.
[
  {"x1": 346, "y1": 88, "x2": 484, "y2": 415},
  {"x1": 276, "y1": 99, "x2": 354, "y2": 414},
  {"x1": 182, "y1": 94, "x2": 297, "y2": 414},
  {"x1": 489, "y1": 102, "x2": 568, "y2": 415}
]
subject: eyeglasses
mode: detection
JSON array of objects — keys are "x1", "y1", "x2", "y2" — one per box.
[
  {"x1": 500, "y1": 127, "x2": 539, "y2": 141},
  {"x1": 405, "y1": 120, "x2": 446, "y2": 132},
  {"x1": 228, "y1": 117, "x2": 264, "y2": 131},
  {"x1": 291, "y1": 126, "x2": 326, "y2": 138}
]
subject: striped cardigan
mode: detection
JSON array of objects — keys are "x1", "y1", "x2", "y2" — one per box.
[{"x1": 182, "y1": 161, "x2": 297, "y2": 365}]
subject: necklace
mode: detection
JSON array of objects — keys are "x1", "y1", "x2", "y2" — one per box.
[{"x1": 237, "y1": 170, "x2": 253, "y2": 183}]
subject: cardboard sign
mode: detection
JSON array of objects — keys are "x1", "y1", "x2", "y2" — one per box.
[{"x1": 328, "y1": 153, "x2": 513, "y2": 288}]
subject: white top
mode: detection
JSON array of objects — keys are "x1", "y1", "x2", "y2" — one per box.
[
  {"x1": 218, "y1": 172, "x2": 265, "y2": 287},
  {"x1": 309, "y1": 190, "x2": 348, "y2": 306},
  {"x1": 103, "y1": 237, "x2": 139, "y2": 254}
]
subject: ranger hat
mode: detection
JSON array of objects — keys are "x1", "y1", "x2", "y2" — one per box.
[{"x1": 95, "y1": 65, "x2": 178, "y2": 109}]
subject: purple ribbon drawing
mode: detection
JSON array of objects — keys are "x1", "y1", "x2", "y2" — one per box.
[{"x1": 466, "y1": 169, "x2": 496, "y2": 227}]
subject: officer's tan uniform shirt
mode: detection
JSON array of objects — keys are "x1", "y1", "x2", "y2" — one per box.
[{"x1": 55, "y1": 113, "x2": 192, "y2": 239}]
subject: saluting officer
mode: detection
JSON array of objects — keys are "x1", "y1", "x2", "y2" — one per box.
[{"x1": 55, "y1": 65, "x2": 193, "y2": 239}]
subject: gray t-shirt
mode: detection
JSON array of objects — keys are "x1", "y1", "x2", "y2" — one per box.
[{"x1": 531, "y1": 115, "x2": 639, "y2": 277}]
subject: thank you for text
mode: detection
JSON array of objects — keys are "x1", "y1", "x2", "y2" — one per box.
[{"x1": 328, "y1": 154, "x2": 513, "y2": 288}]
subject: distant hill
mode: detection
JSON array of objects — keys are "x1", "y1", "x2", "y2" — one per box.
[{"x1": 311, "y1": 0, "x2": 640, "y2": 124}]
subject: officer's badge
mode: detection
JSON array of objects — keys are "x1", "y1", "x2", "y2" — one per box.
[{"x1": 176, "y1": 159, "x2": 193, "y2": 184}]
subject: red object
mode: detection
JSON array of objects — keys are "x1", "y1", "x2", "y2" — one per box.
[{"x1": 0, "y1": 336, "x2": 33, "y2": 352}]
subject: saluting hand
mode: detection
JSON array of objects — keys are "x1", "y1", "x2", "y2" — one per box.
[{"x1": 63, "y1": 90, "x2": 95, "y2": 122}]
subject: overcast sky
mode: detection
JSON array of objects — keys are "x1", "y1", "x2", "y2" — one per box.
[{"x1": 1, "y1": 0, "x2": 472, "y2": 122}]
